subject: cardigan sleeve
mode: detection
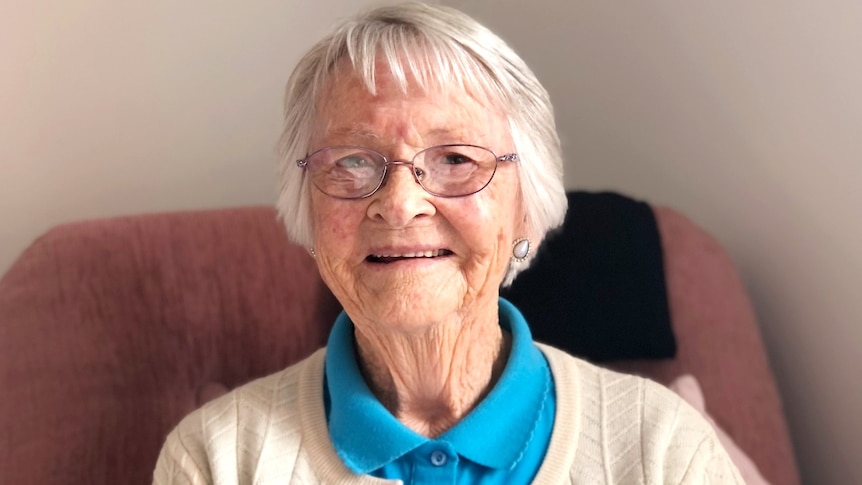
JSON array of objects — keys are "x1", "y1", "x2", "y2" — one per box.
[
  {"x1": 677, "y1": 434, "x2": 746, "y2": 484},
  {"x1": 640, "y1": 381, "x2": 745, "y2": 485},
  {"x1": 152, "y1": 422, "x2": 213, "y2": 485}
]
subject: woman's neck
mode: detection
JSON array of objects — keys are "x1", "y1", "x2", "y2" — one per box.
[{"x1": 353, "y1": 307, "x2": 511, "y2": 438}]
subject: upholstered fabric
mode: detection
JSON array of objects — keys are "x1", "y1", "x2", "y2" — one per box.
[{"x1": 0, "y1": 207, "x2": 340, "y2": 485}]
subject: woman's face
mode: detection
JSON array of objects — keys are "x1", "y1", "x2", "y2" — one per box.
[{"x1": 308, "y1": 67, "x2": 524, "y2": 331}]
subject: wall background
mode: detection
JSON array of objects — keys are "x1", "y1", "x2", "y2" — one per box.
[{"x1": 3, "y1": 0, "x2": 861, "y2": 483}]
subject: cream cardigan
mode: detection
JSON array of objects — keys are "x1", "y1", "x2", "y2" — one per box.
[{"x1": 153, "y1": 345, "x2": 743, "y2": 484}]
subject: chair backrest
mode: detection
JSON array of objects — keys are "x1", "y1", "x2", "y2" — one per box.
[
  {"x1": 0, "y1": 204, "x2": 798, "y2": 484},
  {"x1": 0, "y1": 207, "x2": 340, "y2": 485},
  {"x1": 608, "y1": 206, "x2": 799, "y2": 485}
]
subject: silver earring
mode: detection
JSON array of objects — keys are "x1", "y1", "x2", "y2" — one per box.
[
  {"x1": 512, "y1": 238, "x2": 530, "y2": 262},
  {"x1": 309, "y1": 247, "x2": 316, "y2": 258}
]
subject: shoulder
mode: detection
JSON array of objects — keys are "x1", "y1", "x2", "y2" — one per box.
[
  {"x1": 538, "y1": 343, "x2": 709, "y2": 435},
  {"x1": 186, "y1": 349, "x2": 318, "y2": 437},
  {"x1": 537, "y1": 344, "x2": 743, "y2": 484},
  {"x1": 540, "y1": 343, "x2": 681, "y2": 437},
  {"x1": 153, "y1": 349, "x2": 326, "y2": 484}
]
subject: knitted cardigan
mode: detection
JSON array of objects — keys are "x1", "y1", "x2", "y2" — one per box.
[{"x1": 153, "y1": 345, "x2": 743, "y2": 484}]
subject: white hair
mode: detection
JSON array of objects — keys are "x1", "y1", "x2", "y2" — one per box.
[{"x1": 276, "y1": 2, "x2": 567, "y2": 286}]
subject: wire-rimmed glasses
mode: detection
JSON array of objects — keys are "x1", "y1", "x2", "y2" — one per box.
[{"x1": 296, "y1": 144, "x2": 519, "y2": 199}]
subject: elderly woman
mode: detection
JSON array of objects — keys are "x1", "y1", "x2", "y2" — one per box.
[{"x1": 154, "y1": 3, "x2": 742, "y2": 484}]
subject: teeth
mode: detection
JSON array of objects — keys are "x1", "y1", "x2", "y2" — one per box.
[{"x1": 372, "y1": 249, "x2": 445, "y2": 258}]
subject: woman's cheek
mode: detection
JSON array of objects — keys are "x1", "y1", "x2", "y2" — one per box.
[{"x1": 312, "y1": 199, "x2": 364, "y2": 250}]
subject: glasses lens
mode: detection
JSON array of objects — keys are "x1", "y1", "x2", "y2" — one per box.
[
  {"x1": 417, "y1": 145, "x2": 498, "y2": 196},
  {"x1": 305, "y1": 147, "x2": 384, "y2": 198}
]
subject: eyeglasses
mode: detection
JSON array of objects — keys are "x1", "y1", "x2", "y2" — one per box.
[{"x1": 296, "y1": 144, "x2": 519, "y2": 199}]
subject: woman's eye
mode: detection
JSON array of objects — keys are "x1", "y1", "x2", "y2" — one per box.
[
  {"x1": 442, "y1": 153, "x2": 474, "y2": 165},
  {"x1": 336, "y1": 155, "x2": 372, "y2": 169}
]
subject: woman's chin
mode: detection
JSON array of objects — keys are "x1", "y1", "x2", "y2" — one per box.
[{"x1": 348, "y1": 282, "x2": 467, "y2": 333}]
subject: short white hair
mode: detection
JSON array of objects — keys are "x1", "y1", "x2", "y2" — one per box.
[{"x1": 276, "y1": 2, "x2": 567, "y2": 286}]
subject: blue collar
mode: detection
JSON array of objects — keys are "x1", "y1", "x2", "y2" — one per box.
[{"x1": 325, "y1": 298, "x2": 551, "y2": 473}]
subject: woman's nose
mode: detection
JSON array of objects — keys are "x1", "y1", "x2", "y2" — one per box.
[{"x1": 366, "y1": 163, "x2": 436, "y2": 227}]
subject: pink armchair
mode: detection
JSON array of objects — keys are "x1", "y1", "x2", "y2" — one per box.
[{"x1": 0, "y1": 203, "x2": 799, "y2": 484}]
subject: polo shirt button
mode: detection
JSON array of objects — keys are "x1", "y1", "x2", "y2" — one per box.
[{"x1": 430, "y1": 450, "x2": 447, "y2": 466}]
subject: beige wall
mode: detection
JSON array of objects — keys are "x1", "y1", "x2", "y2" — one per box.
[
  {"x1": 446, "y1": 0, "x2": 862, "y2": 483},
  {"x1": 0, "y1": 0, "x2": 384, "y2": 274}
]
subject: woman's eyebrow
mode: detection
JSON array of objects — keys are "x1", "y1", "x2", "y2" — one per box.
[
  {"x1": 325, "y1": 127, "x2": 381, "y2": 141},
  {"x1": 424, "y1": 128, "x2": 479, "y2": 142},
  {"x1": 324, "y1": 128, "x2": 478, "y2": 142}
]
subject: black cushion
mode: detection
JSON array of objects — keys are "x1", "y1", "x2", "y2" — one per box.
[{"x1": 501, "y1": 191, "x2": 676, "y2": 362}]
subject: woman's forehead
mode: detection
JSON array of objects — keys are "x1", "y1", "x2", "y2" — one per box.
[{"x1": 314, "y1": 67, "x2": 508, "y2": 145}]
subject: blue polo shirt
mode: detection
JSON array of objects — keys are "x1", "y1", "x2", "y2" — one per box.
[{"x1": 324, "y1": 298, "x2": 556, "y2": 484}]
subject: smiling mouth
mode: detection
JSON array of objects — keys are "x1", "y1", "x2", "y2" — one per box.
[{"x1": 366, "y1": 249, "x2": 454, "y2": 264}]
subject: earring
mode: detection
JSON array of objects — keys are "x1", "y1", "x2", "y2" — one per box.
[
  {"x1": 309, "y1": 247, "x2": 316, "y2": 258},
  {"x1": 512, "y1": 238, "x2": 530, "y2": 262}
]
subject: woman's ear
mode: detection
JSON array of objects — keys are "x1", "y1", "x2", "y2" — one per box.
[{"x1": 517, "y1": 212, "x2": 541, "y2": 252}]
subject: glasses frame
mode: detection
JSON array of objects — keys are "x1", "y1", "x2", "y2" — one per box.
[{"x1": 296, "y1": 144, "x2": 519, "y2": 199}]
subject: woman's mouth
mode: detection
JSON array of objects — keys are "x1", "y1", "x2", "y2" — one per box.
[{"x1": 366, "y1": 249, "x2": 453, "y2": 264}]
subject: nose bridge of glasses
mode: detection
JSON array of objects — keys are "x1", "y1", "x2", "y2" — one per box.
[{"x1": 384, "y1": 159, "x2": 424, "y2": 182}]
